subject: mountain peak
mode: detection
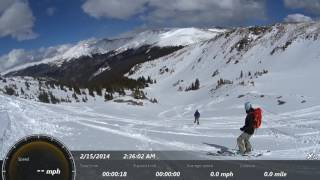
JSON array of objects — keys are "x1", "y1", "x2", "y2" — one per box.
[{"x1": 1, "y1": 27, "x2": 226, "y2": 74}]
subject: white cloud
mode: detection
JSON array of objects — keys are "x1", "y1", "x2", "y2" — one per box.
[
  {"x1": 0, "y1": 49, "x2": 31, "y2": 72},
  {"x1": 284, "y1": 13, "x2": 313, "y2": 23},
  {"x1": 82, "y1": 0, "x2": 266, "y2": 26},
  {"x1": 82, "y1": 0, "x2": 148, "y2": 20},
  {"x1": 0, "y1": 0, "x2": 37, "y2": 41},
  {"x1": 0, "y1": 45, "x2": 73, "y2": 72},
  {"x1": 0, "y1": 0, "x2": 14, "y2": 13},
  {"x1": 284, "y1": 0, "x2": 320, "y2": 15}
]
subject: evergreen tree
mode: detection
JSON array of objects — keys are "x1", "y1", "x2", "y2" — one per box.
[
  {"x1": 20, "y1": 87, "x2": 25, "y2": 95},
  {"x1": 82, "y1": 96, "x2": 88, "y2": 103},
  {"x1": 104, "y1": 93, "x2": 114, "y2": 101},
  {"x1": 133, "y1": 89, "x2": 146, "y2": 99},
  {"x1": 194, "y1": 79, "x2": 200, "y2": 90},
  {"x1": 49, "y1": 92, "x2": 60, "y2": 104},
  {"x1": 72, "y1": 93, "x2": 78, "y2": 100},
  {"x1": 60, "y1": 84, "x2": 67, "y2": 92},
  {"x1": 240, "y1": 70, "x2": 243, "y2": 79},
  {"x1": 74, "y1": 86, "x2": 81, "y2": 95},
  {"x1": 147, "y1": 76, "x2": 153, "y2": 84},
  {"x1": 95, "y1": 87, "x2": 102, "y2": 96},
  {"x1": 25, "y1": 81, "x2": 30, "y2": 90},
  {"x1": 89, "y1": 88, "x2": 95, "y2": 97},
  {"x1": 4, "y1": 86, "x2": 15, "y2": 96},
  {"x1": 150, "y1": 98, "x2": 158, "y2": 103},
  {"x1": 118, "y1": 88, "x2": 126, "y2": 96},
  {"x1": 38, "y1": 91, "x2": 50, "y2": 103},
  {"x1": 49, "y1": 82, "x2": 55, "y2": 89},
  {"x1": 66, "y1": 95, "x2": 71, "y2": 103}
]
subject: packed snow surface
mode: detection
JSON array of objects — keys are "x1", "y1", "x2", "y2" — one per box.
[
  {"x1": 0, "y1": 111, "x2": 10, "y2": 142},
  {"x1": 1, "y1": 92, "x2": 320, "y2": 160}
]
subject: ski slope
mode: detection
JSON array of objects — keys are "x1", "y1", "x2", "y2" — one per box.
[
  {"x1": 0, "y1": 111, "x2": 10, "y2": 152},
  {"x1": 1, "y1": 92, "x2": 320, "y2": 160}
]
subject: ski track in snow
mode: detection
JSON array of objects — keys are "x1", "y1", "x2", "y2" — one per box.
[{"x1": 1, "y1": 94, "x2": 320, "y2": 160}]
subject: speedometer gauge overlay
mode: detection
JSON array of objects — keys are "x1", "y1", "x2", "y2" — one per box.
[{"x1": 2, "y1": 135, "x2": 76, "y2": 180}]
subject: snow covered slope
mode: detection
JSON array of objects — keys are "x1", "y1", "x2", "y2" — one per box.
[
  {"x1": 128, "y1": 23, "x2": 320, "y2": 108},
  {"x1": 0, "y1": 111, "x2": 10, "y2": 148},
  {"x1": 1, "y1": 23, "x2": 320, "y2": 160},
  {"x1": 117, "y1": 28, "x2": 225, "y2": 51},
  {"x1": 2, "y1": 28, "x2": 224, "y2": 74}
]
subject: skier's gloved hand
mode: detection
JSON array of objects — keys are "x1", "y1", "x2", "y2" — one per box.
[{"x1": 240, "y1": 127, "x2": 244, "y2": 131}]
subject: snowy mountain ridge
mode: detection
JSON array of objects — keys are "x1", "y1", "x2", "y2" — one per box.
[
  {"x1": 1, "y1": 28, "x2": 225, "y2": 75},
  {"x1": 117, "y1": 27, "x2": 226, "y2": 51}
]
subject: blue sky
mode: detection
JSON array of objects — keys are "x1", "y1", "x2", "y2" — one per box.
[{"x1": 0, "y1": 0, "x2": 319, "y2": 55}]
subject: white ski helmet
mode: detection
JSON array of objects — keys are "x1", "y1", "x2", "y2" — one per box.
[{"x1": 244, "y1": 102, "x2": 252, "y2": 111}]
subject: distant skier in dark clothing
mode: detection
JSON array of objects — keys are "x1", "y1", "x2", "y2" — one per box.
[
  {"x1": 194, "y1": 110, "x2": 200, "y2": 125},
  {"x1": 237, "y1": 102, "x2": 255, "y2": 154}
]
